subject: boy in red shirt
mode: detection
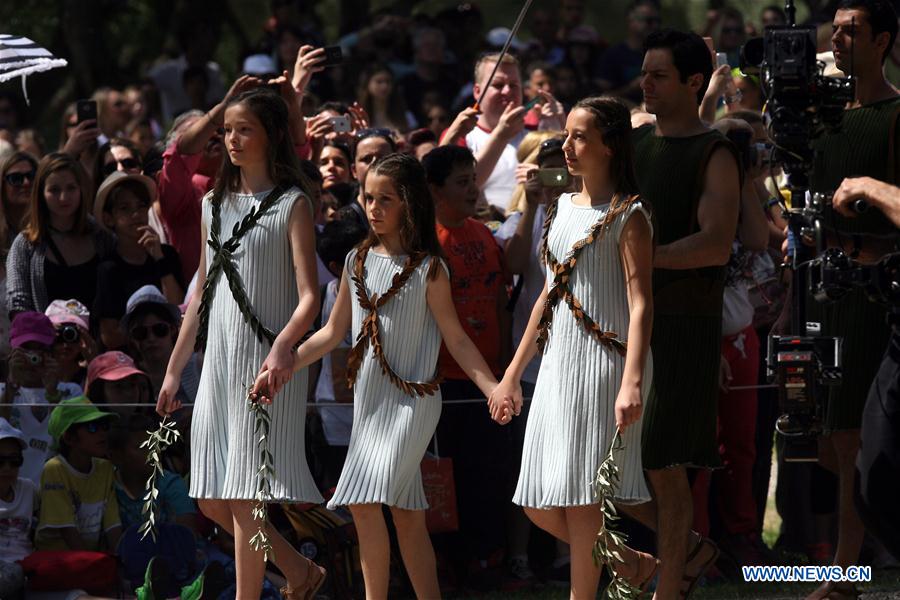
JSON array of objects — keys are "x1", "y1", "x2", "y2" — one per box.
[{"x1": 422, "y1": 145, "x2": 512, "y2": 589}]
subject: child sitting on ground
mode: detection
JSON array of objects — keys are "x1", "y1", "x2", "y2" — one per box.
[{"x1": 36, "y1": 397, "x2": 121, "y2": 553}]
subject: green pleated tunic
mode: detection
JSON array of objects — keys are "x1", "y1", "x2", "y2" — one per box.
[
  {"x1": 808, "y1": 96, "x2": 900, "y2": 431},
  {"x1": 633, "y1": 124, "x2": 739, "y2": 470}
]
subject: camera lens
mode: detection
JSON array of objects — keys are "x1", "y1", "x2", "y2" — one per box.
[
  {"x1": 58, "y1": 324, "x2": 80, "y2": 344},
  {"x1": 26, "y1": 352, "x2": 42, "y2": 366}
]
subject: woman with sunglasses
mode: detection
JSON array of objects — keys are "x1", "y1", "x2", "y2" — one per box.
[
  {"x1": 6, "y1": 153, "x2": 116, "y2": 317},
  {"x1": 93, "y1": 138, "x2": 143, "y2": 196},
  {"x1": 0, "y1": 152, "x2": 38, "y2": 254}
]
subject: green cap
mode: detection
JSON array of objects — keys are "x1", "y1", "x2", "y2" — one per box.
[{"x1": 48, "y1": 396, "x2": 118, "y2": 442}]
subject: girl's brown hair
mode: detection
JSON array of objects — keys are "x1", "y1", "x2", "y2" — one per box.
[
  {"x1": 24, "y1": 152, "x2": 92, "y2": 244},
  {"x1": 358, "y1": 153, "x2": 444, "y2": 271},
  {"x1": 211, "y1": 87, "x2": 313, "y2": 204},
  {"x1": 572, "y1": 95, "x2": 645, "y2": 231}
]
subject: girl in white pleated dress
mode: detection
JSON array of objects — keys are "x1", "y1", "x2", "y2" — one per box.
[
  {"x1": 253, "y1": 153, "x2": 513, "y2": 599},
  {"x1": 157, "y1": 83, "x2": 326, "y2": 600},
  {"x1": 492, "y1": 96, "x2": 657, "y2": 599}
]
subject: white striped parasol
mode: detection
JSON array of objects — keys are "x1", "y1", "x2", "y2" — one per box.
[{"x1": 0, "y1": 34, "x2": 68, "y2": 104}]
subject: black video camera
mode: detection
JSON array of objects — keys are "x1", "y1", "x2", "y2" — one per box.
[
  {"x1": 743, "y1": 1, "x2": 856, "y2": 460},
  {"x1": 740, "y1": 18, "x2": 854, "y2": 187}
]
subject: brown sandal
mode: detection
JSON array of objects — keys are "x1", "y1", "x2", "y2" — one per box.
[
  {"x1": 281, "y1": 561, "x2": 326, "y2": 600},
  {"x1": 627, "y1": 551, "x2": 660, "y2": 593},
  {"x1": 680, "y1": 536, "x2": 719, "y2": 599}
]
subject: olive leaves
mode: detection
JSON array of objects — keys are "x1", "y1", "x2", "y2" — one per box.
[
  {"x1": 592, "y1": 429, "x2": 643, "y2": 600},
  {"x1": 138, "y1": 416, "x2": 181, "y2": 542}
]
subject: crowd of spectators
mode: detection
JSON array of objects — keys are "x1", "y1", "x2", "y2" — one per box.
[{"x1": 0, "y1": 0, "x2": 897, "y2": 597}]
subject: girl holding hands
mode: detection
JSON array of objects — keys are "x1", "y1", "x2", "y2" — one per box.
[
  {"x1": 253, "y1": 153, "x2": 514, "y2": 599},
  {"x1": 491, "y1": 96, "x2": 657, "y2": 599},
  {"x1": 157, "y1": 83, "x2": 326, "y2": 600}
]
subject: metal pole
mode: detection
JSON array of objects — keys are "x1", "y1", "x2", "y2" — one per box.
[{"x1": 474, "y1": 0, "x2": 536, "y2": 110}]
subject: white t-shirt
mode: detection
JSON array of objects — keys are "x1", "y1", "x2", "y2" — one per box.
[
  {"x1": 0, "y1": 478, "x2": 36, "y2": 562},
  {"x1": 494, "y1": 206, "x2": 547, "y2": 384},
  {"x1": 721, "y1": 283, "x2": 754, "y2": 337},
  {"x1": 1, "y1": 383, "x2": 83, "y2": 485},
  {"x1": 466, "y1": 126, "x2": 525, "y2": 212},
  {"x1": 313, "y1": 279, "x2": 353, "y2": 446}
]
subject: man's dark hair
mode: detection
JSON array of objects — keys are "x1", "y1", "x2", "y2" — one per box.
[
  {"x1": 327, "y1": 182, "x2": 358, "y2": 208},
  {"x1": 317, "y1": 218, "x2": 368, "y2": 268},
  {"x1": 837, "y1": 0, "x2": 898, "y2": 63},
  {"x1": 406, "y1": 128, "x2": 437, "y2": 148},
  {"x1": 644, "y1": 28, "x2": 713, "y2": 104},
  {"x1": 299, "y1": 159, "x2": 324, "y2": 184},
  {"x1": 316, "y1": 101, "x2": 350, "y2": 116},
  {"x1": 421, "y1": 145, "x2": 476, "y2": 187}
]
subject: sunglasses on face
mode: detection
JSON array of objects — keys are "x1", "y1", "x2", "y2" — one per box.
[
  {"x1": 0, "y1": 454, "x2": 23, "y2": 469},
  {"x1": 130, "y1": 323, "x2": 172, "y2": 341},
  {"x1": 4, "y1": 171, "x2": 36, "y2": 187},
  {"x1": 102, "y1": 157, "x2": 141, "y2": 177},
  {"x1": 80, "y1": 420, "x2": 111, "y2": 434},
  {"x1": 722, "y1": 27, "x2": 743, "y2": 35}
]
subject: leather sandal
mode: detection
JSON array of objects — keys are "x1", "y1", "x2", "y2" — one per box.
[
  {"x1": 281, "y1": 561, "x2": 326, "y2": 600},
  {"x1": 680, "y1": 535, "x2": 720, "y2": 599}
]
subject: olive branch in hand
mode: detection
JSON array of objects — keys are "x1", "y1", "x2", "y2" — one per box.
[
  {"x1": 592, "y1": 429, "x2": 642, "y2": 600},
  {"x1": 139, "y1": 416, "x2": 181, "y2": 541},
  {"x1": 248, "y1": 386, "x2": 275, "y2": 562}
]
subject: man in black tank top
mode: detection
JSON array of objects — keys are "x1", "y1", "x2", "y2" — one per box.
[
  {"x1": 617, "y1": 30, "x2": 741, "y2": 599},
  {"x1": 793, "y1": 3, "x2": 900, "y2": 598}
]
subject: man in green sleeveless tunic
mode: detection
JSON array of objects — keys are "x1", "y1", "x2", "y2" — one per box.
[
  {"x1": 617, "y1": 29, "x2": 741, "y2": 599},
  {"x1": 797, "y1": 2, "x2": 899, "y2": 599}
]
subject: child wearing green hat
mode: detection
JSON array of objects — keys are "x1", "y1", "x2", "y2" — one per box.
[{"x1": 35, "y1": 397, "x2": 121, "y2": 554}]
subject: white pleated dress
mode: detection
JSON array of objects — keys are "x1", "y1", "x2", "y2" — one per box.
[
  {"x1": 327, "y1": 249, "x2": 444, "y2": 510},
  {"x1": 190, "y1": 188, "x2": 323, "y2": 503},
  {"x1": 514, "y1": 193, "x2": 653, "y2": 508}
]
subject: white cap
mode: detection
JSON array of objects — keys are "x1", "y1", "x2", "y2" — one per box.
[
  {"x1": 486, "y1": 27, "x2": 526, "y2": 52},
  {"x1": 0, "y1": 418, "x2": 27, "y2": 450},
  {"x1": 242, "y1": 54, "x2": 278, "y2": 76}
]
